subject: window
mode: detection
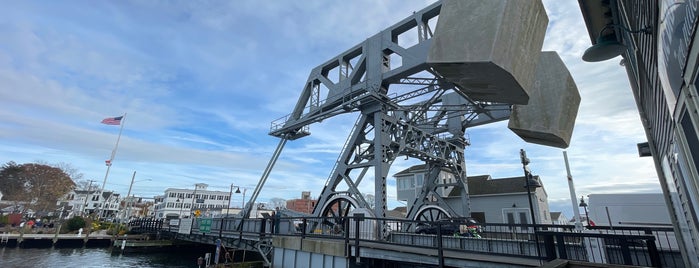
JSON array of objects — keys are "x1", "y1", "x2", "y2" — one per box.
[
  {"x1": 398, "y1": 177, "x2": 414, "y2": 189},
  {"x1": 471, "y1": 212, "x2": 486, "y2": 223},
  {"x1": 202, "y1": 194, "x2": 209, "y2": 200},
  {"x1": 186, "y1": 193, "x2": 193, "y2": 198},
  {"x1": 217, "y1": 195, "x2": 223, "y2": 200},
  {"x1": 184, "y1": 203, "x2": 191, "y2": 208},
  {"x1": 415, "y1": 174, "x2": 424, "y2": 186},
  {"x1": 175, "y1": 203, "x2": 182, "y2": 208},
  {"x1": 177, "y1": 193, "x2": 184, "y2": 198},
  {"x1": 210, "y1": 195, "x2": 216, "y2": 200},
  {"x1": 195, "y1": 194, "x2": 201, "y2": 199},
  {"x1": 519, "y1": 212, "x2": 528, "y2": 225},
  {"x1": 224, "y1": 196, "x2": 229, "y2": 200},
  {"x1": 169, "y1": 192, "x2": 176, "y2": 197},
  {"x1": 92, "y1": 195, "x2": 99, "y2": 201},
  {"x1": 166, "y1": 202, "x2": 174, "y2": 208},
  {"x1": 506, "y1": 212, "x2": 515, "y2": 225}
]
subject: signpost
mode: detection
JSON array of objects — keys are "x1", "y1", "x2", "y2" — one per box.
[{"x1": 199, "y1": 218, "x2": 213, "y2": 233}]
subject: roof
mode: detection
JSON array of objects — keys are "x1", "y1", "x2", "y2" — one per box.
[
  {"x1": 393, "y1": 164, "x2": 545, "y2": 196},
  {"x1": 467, "y1": 175, "x2": 541, "y2": 195},
  {"x1": 386, "y1": 207, "x2": 407, "y2": 218},
  {"x1": 550, "y1": 212, "x2": 563, "y2": 220},
  {"x1": 393, "y1": 164, "x2": 454, "y2": 177}
]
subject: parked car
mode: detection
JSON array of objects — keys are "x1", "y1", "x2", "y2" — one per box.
[{"x1": 415, "y1": 218, "x2": 482, "y2": 237}]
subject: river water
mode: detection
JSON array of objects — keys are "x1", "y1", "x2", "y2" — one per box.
[{"x1": 0, "y1": 247, "x2": 207, "y2": 268}]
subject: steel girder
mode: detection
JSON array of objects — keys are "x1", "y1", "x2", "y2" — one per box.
[{"x1": 255, "y1": 0, "x2": 513, "y2": 230}]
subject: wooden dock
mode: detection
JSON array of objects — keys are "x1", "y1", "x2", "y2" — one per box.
[{"x1": 0, "y1": 232, "x2": 113, "y2": 248}]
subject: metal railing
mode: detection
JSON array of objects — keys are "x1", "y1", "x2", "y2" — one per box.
[{"x1": 169, "y1": 216, "x2": 681, "y2": 267}]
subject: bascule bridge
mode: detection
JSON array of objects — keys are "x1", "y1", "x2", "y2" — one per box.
[
  {"x1": 241, "y1": 0, "x2": 580, "y2": 235},
  {"x1": 165, "y1": 1, "x2": 605, "y2": 267}
]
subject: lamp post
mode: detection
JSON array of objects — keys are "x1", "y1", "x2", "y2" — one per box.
[
  {"x1": 220, "y1": 183, "x2": 237, "y2": 238},
  {"x1": 520, "y1": 149, "x2": 542, "y2": 263},
  {"x1": 239, "y1": 188, "x2": 245, "y2": 209},
  {"x1": 177, "y1": 198, "x2": 184, "y2": 219},
  {"x1": 189, "y1": 184, "x2": 200, "y2": 218},
  {"x1": 579, "y1": 195, "x2": 590, "y2": 227},
  {"x1": 120, "y1": 174, "x2": 151, "y2": 223},
  {"x1": 520, "y1": 149, "x2": 542, "y2": 227}
]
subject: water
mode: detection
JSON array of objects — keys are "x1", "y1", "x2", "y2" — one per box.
[{"x1": 0, "y1": 247, "x2": 207, "y2": 268}]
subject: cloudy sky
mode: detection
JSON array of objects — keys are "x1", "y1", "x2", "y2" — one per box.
[{"x1": 0, "y1": 0, "x2": 660, "y2": 218}]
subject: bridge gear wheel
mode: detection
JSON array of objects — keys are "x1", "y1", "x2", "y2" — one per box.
[
  {"x1": 414, "y1": 205, "x2": 451, "y2": 222},
  {"x1": 319, "y1": 195, "x2": 360, "y2": 231}
]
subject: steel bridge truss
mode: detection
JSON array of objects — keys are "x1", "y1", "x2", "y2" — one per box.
[{"x1": 243, "y1": 1, "x2": 514, "y2": 237}]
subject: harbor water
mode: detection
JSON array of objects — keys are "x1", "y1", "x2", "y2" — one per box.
[{"x1": 0, "y1": 247, "x2": 208, "y2": 268}]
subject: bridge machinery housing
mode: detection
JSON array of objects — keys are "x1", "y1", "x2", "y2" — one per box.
[{"x1": 243, "y1": 0, "x2": 581, "y2": 239}]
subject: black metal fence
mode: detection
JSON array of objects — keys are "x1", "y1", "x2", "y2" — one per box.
[
  {"x1": 180, "y1": 216, "x2": 681, "y2": 268},
  {"x1": 128, "y1": 218, "x2": 164, "y2": 233}
]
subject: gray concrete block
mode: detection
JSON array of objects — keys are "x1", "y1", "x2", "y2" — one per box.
[
  {"x1": 508, "y1": 52, "x2": 581, "y2": 148},
  {"x1": 427, "y1": 0, "x2": 548, "y2": 104}
]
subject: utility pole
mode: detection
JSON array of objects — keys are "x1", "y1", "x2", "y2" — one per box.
[
  {"x1": 563, "y1": 151, "x2": 583, "y2": 231},
  {"x1": 120, "y1": 171, "x2": 136, "y2": 223},
  {"x1": 82, "y1": 180, "x2": 95, "y2": 217}
]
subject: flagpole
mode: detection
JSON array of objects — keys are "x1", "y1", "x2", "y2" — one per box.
[{"x1": 96, "y1": 113, "x2": 127, "y2": 220}]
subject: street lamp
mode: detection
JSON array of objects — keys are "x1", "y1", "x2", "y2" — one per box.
[
  {"x1": 579, "y1": 195, "x2": 590, "y2": 227},
  {"x1": 520, "y1": 149, "x2": 542, "y2": 263},
  {"x1": 120, "y1": 176, "x2": 151, "y2": 223},
  {"x1": 220, "y1": 183, "x2": 238, "y2": 238},
  {"x1": 177, "y1": 198, "x2": 184, "y2": 219},
  {"x1": 520, "y1": 149, "x2": 542, "y2": 227}
]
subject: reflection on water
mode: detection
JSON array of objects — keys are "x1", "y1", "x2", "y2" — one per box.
[{"x1": 0, "y1": 247, "x2": 206, "y2": 268}]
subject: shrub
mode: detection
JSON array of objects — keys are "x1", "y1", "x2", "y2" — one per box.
[{"x1": 65, "y1": 216, "x2": 86, "y2": 232}]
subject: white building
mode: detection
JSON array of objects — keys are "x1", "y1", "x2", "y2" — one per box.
[
  {"x1": 587, "y1": 193, "x2": 672, "y2": 228},
  {"x1": 119, "y1": 196, "x2": 154, "y2": 221},
  {"x1": 57, "y1": 190, "x2": 120, "y2": 219},
  {"x1": 395, "y1": 165, "x2": 552, "y2": 225},
  {"x1": 154, "y1": 183, "x2": 230, "y2": 219}
]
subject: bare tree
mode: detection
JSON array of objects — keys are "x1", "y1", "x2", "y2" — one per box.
[
  {"x1": 365, "y1": 194, "x2": 376, "y2": 209},
  {"x1": 269, "y1": 197, "x2": 287, "y2": 210}
]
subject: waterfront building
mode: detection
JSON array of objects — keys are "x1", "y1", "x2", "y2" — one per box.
[
  {"x1": 586, "y1": 193, "x2": 672, "y2": 228},
  {"x1": 394, "y1": 165, "x2": 552, "y2": 224},
  {"x1": 578, "y1": 1, "x2": 699, "y2": 266},
  {"x1": 285, "y1": 191, "x2": 316, "y2": 215},
  {"x1": 57, "y1": 190, "x2": 120, "y2": 219},
  {"x1": 153, "y1": 183, "x2": 230, "y2": 219}
]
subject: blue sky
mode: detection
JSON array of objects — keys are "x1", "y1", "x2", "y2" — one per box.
[{"x1": 0, "y1": 0, "x2": 660, "y2": 218}]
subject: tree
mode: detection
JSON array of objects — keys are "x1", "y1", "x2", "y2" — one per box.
[
  {"x1": 0, "y1": 162, "x2": 76, "y2": 215},
  {"x1": 53, "y1": 162, "x2": 84, "y2": 182},
  {"x1": 365, "y1": 194, "x2": 376, "y2": 210},
  {"x1": 269, "y1": 197, "x2": 287, "y2": 210}
]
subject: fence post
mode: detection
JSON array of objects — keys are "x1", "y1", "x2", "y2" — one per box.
[
  {"x1": 301, "y1": 218, "x2": 307, "y2": 239},
  {"x1": 646, "y1": 237, "x2": 661, "y2": 268},
  {"x1": 555, "y1": 234, "x2": 567, "y2": 259},
  {"x1": 540, "y1": 232, "x2": 557, "y2": 261},
  {"x1": 260, "y1": 218, "x2": 267, "y2": 239},
  {"x1": 619, "y1": 238, "x2": 632, "y2": 265},
  {"x1": 355, "y1": 213, "x2": 364, "y2": 264},
  {"x1": 437, "y1": 222, "x2": 444, "y2": 268},
  {"x1": 344, "y1": 217, "x2": 350, "y2": 257}
]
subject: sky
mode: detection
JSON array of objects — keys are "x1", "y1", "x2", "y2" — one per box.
[{"x1": 0, "y1": 0, "x2": 661, "y2": 219}]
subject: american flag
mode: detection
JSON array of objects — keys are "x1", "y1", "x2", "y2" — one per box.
[
  {"x1": 101, "y1": 116, "x2": 123, "y2": 125},
  {"x1": 105, "y1": 160, "x2": 112, "y2": 166}
]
